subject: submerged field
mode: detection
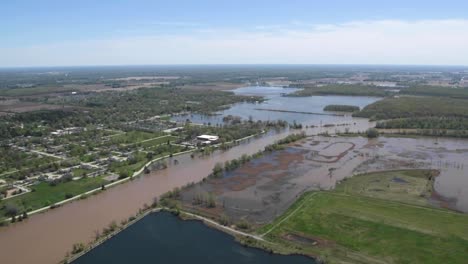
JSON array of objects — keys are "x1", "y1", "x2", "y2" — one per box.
[
  {"x1": 258, "y1": 170, "x2": 468, "y2": 264},
  {"x1": 174, "y1": 136, "x2": 468, "y2": 227}
]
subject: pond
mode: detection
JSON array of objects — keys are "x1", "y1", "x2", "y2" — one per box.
[
  {"x1": 172, "y1": 86, "x2": 380, "y2": 125},
  {"x1": 73, "y1": 211, "x2": 315, "y2": 264}
]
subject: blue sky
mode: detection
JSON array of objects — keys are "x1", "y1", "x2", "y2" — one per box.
[{"x1": 2, "y1": 0, "x2": 468, "y2": 66}]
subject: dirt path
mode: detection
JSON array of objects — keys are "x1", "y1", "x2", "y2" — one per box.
[{"x1": 180, "y1": 210, "x2": 266, "y2": 242}]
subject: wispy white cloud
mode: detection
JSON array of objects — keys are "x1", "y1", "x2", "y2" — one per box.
[{"x1": 2, "y1": 19, "x2": 468, "y2": 66}]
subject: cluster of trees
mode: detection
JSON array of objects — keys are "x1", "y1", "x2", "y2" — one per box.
[
  {"x1": 1, "y1": 203, "x2": 28, "y2": 223},
  {"x1": 210, "y1": 133, "x2": 307, "y2": 179},
  {"x1": 192, "y1": 192, "x2": 216, "y2": 208},
  {"x1": 211, "y1": 152, "x2": 264, "y2": 179},
  {"x1": 366, "y1": 128, "x2": 379, "y2": 138},
  {"x1": 0, "y1": 147, "x2": 53, "y2": 174},
  {"x1": 0, "y1": 85, "x2": 266, "y2": 141},
  {"x1": 381, "y1": 129, "x2": 468, "y2": 138},
  {"x1": 63, "y1": 87, "x2": 262, "y2": 124},
  {"x1": 355, "y1": 97, "x2": 468, "y2": 121},
  {"x1": 181, "y1": 121, "x2": 269, "y2": 143},
  {"x1": 0, "y1": 110, "x2": 88, "y2": 140},
  {"x1": 289, "y1": 84, "x2": 388, "y2": 97},
  {"x1": 290, "y1": 121, "x2": 303, "y2": 129},
  {"x1": 264, "y1": 133, "x2": 307, "y2": 152},
  {"x1": 376, "y1": 117, "x2": 468, "y2": 130},
  {"x1": 323, "y1": 104, "x2": 360, "y2": 112},
  {"x1": 400, "y1": 86, "x2": 468, "y2": 99}
]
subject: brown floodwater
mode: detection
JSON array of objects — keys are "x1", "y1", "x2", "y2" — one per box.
[
  {"x1": 178, "y1": 135, "x2": 468, "y2": 224},
  {"x1": 0, "y1": 119, "x2": 373, "y2": 264}
]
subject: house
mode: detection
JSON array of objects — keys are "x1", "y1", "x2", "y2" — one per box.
[{"x1": 196, "y1": 135, "x2": 219, "y2": 144}]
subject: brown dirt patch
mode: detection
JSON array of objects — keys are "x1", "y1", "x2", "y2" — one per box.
[{"x1": 282, "y1": 232, "x2": 336, "y2": 247}]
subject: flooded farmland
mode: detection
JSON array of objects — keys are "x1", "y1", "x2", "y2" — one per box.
[
  {"x1": 0, "y1": 126, "x2": 361, "y2": 264},
  {"x1": 178, "y1": 136, "x2": 468, "y2": 224},
  {"x1": 73, "y1": 211, "x2": 315, "y2": 264},
  {"x1": 1, "y1": 86, "x2": 467, "y2": 264},
  {"x1": 0, "y1": 86, "x2": 379, "y2": 264},
  {"x1": 1, "y1": 129, "x2": 468, "y2": 263}
]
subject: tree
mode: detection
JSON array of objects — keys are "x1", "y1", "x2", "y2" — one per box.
[
  {"x1": 212, "y1": 162, "x2": 224, "y2": 178},
  {"x1": 118, "y1": 171, "x2": 129, "y2": 179},
  {"x1": 207, "y1": 193, "x2": 216, "y2": 208},
  {"x1": 5, "y1": 203, "x2": 19, "y2": 217},
  {"x1": 366, "y1": 128, "x2": 379, "y2": 138}
]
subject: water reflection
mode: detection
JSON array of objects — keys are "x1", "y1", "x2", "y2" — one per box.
[
  {"x1": 73, "y1": 211, "x2": 314, "y2": 264},
  {"x1": 172, "y1": 86, "x2": 381, "y2": 125}
]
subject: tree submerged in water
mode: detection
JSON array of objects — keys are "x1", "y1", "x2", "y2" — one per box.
[{"x1": 366, "y1": 128, "x2": 379, "y2": 138}]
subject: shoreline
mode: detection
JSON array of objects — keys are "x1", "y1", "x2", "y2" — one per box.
[
  {"x1": 1, "y1": 131, "x2": 266, "y2": 224},
  {"x1": 66, "y1": 207, "x2": 318, "y2": 264}
]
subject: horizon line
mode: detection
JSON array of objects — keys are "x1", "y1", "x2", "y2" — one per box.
[{"x1": 1, "y1": 63, "x2": 468, "y2": 70}]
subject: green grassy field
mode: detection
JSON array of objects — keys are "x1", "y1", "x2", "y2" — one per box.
[
  {"x1": 110, "y1": 131, "x2": 164, "y2": 145},
  {"x1": 0, "y1": 85, "x2": 74, "y2": 97},
  {"x1": 139, "y1": 135, "x2": 178, "y2": 147},
  {"x1": 110, "y1": 145, "x2": 183, "y2": 176},
  {"x1": 71, "y1": 167, "x2": 97, "y2": 177},
  {"x1": 334, "y1": 170, "x2": 436, "y2": 207},
  {"x1": 259, "y1": 170, "x2": 468, "y2": 264},
  {"x1": 0, "y1": 176, "x2": 106, "y2": 219}
]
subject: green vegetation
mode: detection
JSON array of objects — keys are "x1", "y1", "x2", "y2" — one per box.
[
  {"x1": 71, "y1": 167, "x2": 96, "y2": 177},
  {"x1": 110, "y1": 131, "x2": 164, "y2": 145},
  {"x1": 0, "y1": 85, "x2": 74, "y2": 97},
  {"x1": 376, "y1": 117, "x2": 468, "y2": 130},
  {"x1": 0, "y1": 176, "x2": 106, "y2": 218},
  {"x1": 259, "y1": 170, "x2": 468, "y2": 264},
  {"x1": 323, "y1": 104, "x2": 359, "y2": 112},
  {"x1": 401, "y1": 86, "x2": 468, "y2": 99},
  {"x1": 0, "y1": 147, "x2": 57, "y2": 176},
  {"x1": 355, "y1": 96, "x2": 468, "y2": 120},
  {"x1": 139, "y1": 136, "x2": 177, "y2": 147},
  {"x1": 264, "y1": 132, "x2": 307, "y2": 151},
  {"x1": 290, "y1": 84, "x2": 388, "y2": 97},
  {"x1": 64, "y1": 87, "x2": 261, "y2": 124},
  {"x1": 180, "y1": 121, "x2": 275, "y2": 144},
  {"x1": 209, "y1": 133, "x2": 306, "y2": 178},
  {"x1": 110, "y1": 148, "x2": 173, "y2": 177},
  {"x1": 365, "y1": 128, "x2": 379, "y2": 138},
  {"x1": 335, "y1": 170, "x2": 436, "y2": 206}
]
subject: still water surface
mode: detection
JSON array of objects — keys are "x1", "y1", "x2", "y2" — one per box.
[
  {"x1": 172, "y1": 86, "x2": 380, "y2": 125},
  {"x1": 73, "y1": 211, "x2": 314, "y2": 264}
]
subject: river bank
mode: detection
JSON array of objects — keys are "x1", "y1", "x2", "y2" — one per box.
[
  {"x1": 0, "y1": 121, "x2": 374, "y2": 264},
  {"x1": 69, "y1": 209, "x2": 316, "y2": 264}
]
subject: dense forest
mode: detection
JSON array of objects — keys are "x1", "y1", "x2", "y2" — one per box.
[
  {"x1": 354, "y1": 96, "x2": 468, "y2": 120},
  {"x1": 289, "y1": 84, "x2": 389, "y2": 97},
  {"x1": 323, "y1": 104, "x2": 360, "y2": 112},
  {"x1": 400, "y1": 86, "x2": 468, "y2": 99},
  {"x1": 376, "y1": 117, "x2": 468, "y2": 130}
]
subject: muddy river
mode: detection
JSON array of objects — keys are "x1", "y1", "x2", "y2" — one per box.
[
  {"x1": 0, "y1": 123, "x2": 370, "y2": 264},
  {"x1": 1, "y1": 87, "x2": 467, "y2": 264}
]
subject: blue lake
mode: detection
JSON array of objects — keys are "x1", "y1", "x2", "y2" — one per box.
[
  {"x1": 73, "y1": 211, "x2": 315, "y2": 264},
  {"x1": 172, "y1": 86, "x2": 380, "y2": 125}
]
